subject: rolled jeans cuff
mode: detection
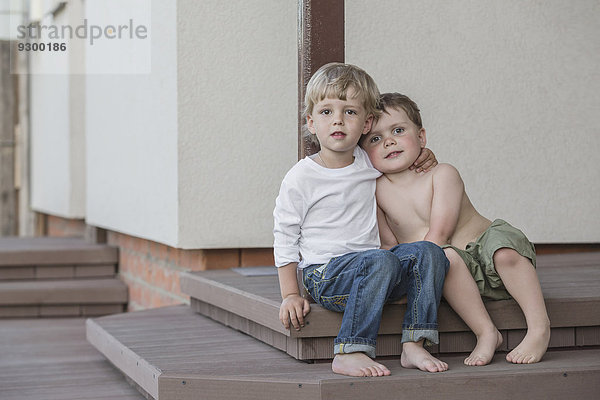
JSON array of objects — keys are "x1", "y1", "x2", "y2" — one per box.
[
  {"x1": 334, "y1": 342, "x2": 377, "y2": 359},
  {"x1": 401, "y1": 328, "x2": 439, "y2": 347}
]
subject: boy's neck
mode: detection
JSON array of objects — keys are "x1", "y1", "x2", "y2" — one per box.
[
  {"x1": 382, "y1": 168, "x2": 418, "y2": 185},
  {"x1": 317, "y1": 149, "x2": 355, "y2": 169}
]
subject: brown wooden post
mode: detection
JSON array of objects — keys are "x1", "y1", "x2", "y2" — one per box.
[
  {"x1": 298, "y1": 0, "x2": 345, "y2": 160},
  {"x1": 0, "y1": 40, "x2": 18, "y2": 236}
]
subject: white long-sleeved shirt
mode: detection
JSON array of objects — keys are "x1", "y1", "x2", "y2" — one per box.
[{"x1": 273, "y1": 147, "x2": 382, "y2": 269}]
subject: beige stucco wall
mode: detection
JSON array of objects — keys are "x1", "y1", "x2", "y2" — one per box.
[
  {"x1": 346, "y1": 0, "x2": 600, "y2": 243},
  {"x1": 176, "y1": 0, "x2": 297, "y2": 248}
]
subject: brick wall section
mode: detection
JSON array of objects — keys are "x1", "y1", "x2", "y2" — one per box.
[
  {"x1": 107, "y1": 231, "x2": 275, "y2": 311},
  {"x1": 46, "y1": 215, "x2": 86, "y2": 237},
  {"x1": 43, "y1": 214, "x2": 276, "y2": 311}
]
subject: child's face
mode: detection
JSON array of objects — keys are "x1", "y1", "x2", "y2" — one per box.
[
  {"x1": 307, "y1": 88, "x2": 373, "y2": 158},
  {"x1": 362, "y1": 107, "x2": 426, "y2": 174}
]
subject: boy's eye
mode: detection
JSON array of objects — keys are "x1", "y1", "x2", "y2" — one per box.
[
  {"x1": 393, "y1": 127, "x2": 405, "y2": 135},
  {"x1": 345, "y1": 109, "x2": 357, "y2": 115},
  {"x1": 369, "y1": 136, "x2": 381, "y2": 144},
  {"x1": 320, "y1": 109, "x2": 331, "y2": 115}
]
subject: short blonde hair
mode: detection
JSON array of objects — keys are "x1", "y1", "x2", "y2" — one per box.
[{"x1": 303, "y1": 63, "x2": 381, "y2": 119}]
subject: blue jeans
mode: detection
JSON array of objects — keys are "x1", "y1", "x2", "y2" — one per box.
[{"x1": 302, "y1": 241, "x2": 448, "y2": 358}]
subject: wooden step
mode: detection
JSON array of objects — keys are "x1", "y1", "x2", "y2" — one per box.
[
  {"x1": 0, "y1": 318, "x2": 145, "y2": 400},
  {"x1": 86, "y1": 305, "x2": 600, "y2": 400},
  {"x1": 0, "y1": 236, "x2": 118, "y2": 266},
  {"x1": 181, "y1": 252, "x2": 600, "y2": 360},
  {"x1": 0, "y1": 278, "x2": 128, "y2": 318},
  {"x1": 0, "y1": 263, "x2": 117, "y2": 281},
  {"x1": 0, "y1": 237, "x2": 118, "y2": 280}
]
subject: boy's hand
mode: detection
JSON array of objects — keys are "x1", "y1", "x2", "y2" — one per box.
[
  {"x1": 279, "y1": 294, "x2": 311, "y2": 331},
  {"x1": 410, "y1": 147, "x2": 437, "y2": 173}
]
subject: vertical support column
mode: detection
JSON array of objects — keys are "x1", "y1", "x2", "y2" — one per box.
[
  {"x1": 0, "y1": 40, "x2": 17, "y2": 236},
  {"x1": 298, "y1": 0, "x2": 345, "y2": 159}
]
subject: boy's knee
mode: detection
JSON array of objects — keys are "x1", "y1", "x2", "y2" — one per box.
[
  {"x1": 391, "y1": 241, "x2": 448, "y2": 271},
  {"x1": 443, "y1": 247, "x2": 459, "y2": 260},
  {"x1": 444, "y1": 247, "x2": 462, "y2": 266},
  {"x1": 413, "y1": 241, "x2": 447, "y2": 261},
  {"x1": 493, "y1": 248, "x2": 523, "y2": 268},
  {"x1": 364, "y1": 250, "x2": 400, "y2": 275},
  {"x1": 392, "y1": 241, "x2": 442, "y2": 259},
  {"x1": 371, "y1": 249, "x2": 400, "y2": 266}
]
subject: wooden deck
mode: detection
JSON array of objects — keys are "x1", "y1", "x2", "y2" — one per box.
[
  {"x1": 181, "y1": 252, "x2": 600, "y2": 359},
  {"x1": 0, "y1": 317, "x2": 144, "y2": 400},
  {"x1": 87, "y1": 305, "x2": 600, "y2": 400},
  {"x1": 0, "y1": 236, "x2": 118, "y2": 267},
  {"x1": 0, "y1": 236, "x2": 127, "y2": 318}
]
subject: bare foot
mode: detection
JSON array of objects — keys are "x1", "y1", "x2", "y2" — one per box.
[
  {"x1": 464, "y1": 328, "x2": 503, "y2": 366},
  {"x1": 401, "y1": 341, "x2": 448, "y2": 372},
  {"x1": 332, "y1": 353, "x2": 391, "y2": 377},
  {"x1": 506, "y1": 325, "x2": 550, "y2": 364}
]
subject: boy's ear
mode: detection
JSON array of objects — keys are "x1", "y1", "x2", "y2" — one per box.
[
  {"x1": 362, "y1": 114, "x2": 374, "y2": 134},
  {"x1": 306, "y1": 114, "x2": 316, "y2": 134},
  {"x1": 418, "y1": 128, "x2": 427, "y2": 148}
]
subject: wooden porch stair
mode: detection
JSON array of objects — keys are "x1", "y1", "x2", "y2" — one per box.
[
  {"x1": 88, "y1": 306, "x2": 600, "y2": 400},
  {"x1": 0, "y1": 237, "x2": 128, "y2": 317},
  {"x1": 85, "y1": 252, "x2": 600, "y2": 399},
  {"x1": 180, "y1": 252, "x2": 600, "y2": 360}
]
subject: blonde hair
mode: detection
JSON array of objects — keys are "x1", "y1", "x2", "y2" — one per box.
[{"x1": 303, "y1": 63, "x2": 381, "y2": 119}]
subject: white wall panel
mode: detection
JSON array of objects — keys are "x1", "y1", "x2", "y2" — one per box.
[
  {"x1": 30, "y1": 3, "x2": 84, "y2": 218},
  {"x1": 85, "y1": 0, "x2": 178, "y2": 245}
]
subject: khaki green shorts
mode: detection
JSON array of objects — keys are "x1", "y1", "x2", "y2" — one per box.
[{"x1": 443, "y1": 219, "x2": 536, "y2": 300}]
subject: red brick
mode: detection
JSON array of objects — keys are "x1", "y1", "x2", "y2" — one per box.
[
  {"x1": 177, "y1": 249, "x2": 204, "y2": 269},
  {"x1": 141, "y1": 257, "x2": 153, "y2": 283},
  {"x1": 203, "y1": 249, "x2": 240, "y2": 270},
  {"x1": 119, "y1": 251, "x2": 132, "y2": 273},
  {"x1": 167, "y1": 246, "x2": 180, "y2": 265},
  {"x1": 130, "y1": 235, "x2": 148, "y2": 254},
  {"x1": 149, "y1": 241, "x2": 169, "y2": 261},
  {"x1": 110, "y1": 231, "x2": 279, "y2": 309},
  {"x1": 171, "y1": 271, "x2": 182, "y2": 295},
  {"x1": 46, "y1": 215, "x2": 86, "y2": 238},
  {"x1": 241, "y1": 248, "x2": 274, "y2": 267},
  {"x1": 107, "y1": 231, "x2": 119, "y2": 246}
]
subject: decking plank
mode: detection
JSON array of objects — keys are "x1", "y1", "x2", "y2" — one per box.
[
  {"x1": 0, "y1": 318, "x2": 144, "y2": 400},
  {"x1": 0, "y1": 278, "x2": 128, "y2": 305},
  {"x1": 576, "y1": 326, "x2": 600, "y2": 346},
  {"x1": 0, "y1": 263, "x2": 117, "y2": 280},
  {"x1": 0, "y1": 237, "x2": 118, "y2": 266},
  {"x1": 182, "y1": 257, "x2": 600, "y2": 335},
  {"x1": 88, "y1": 305, "x2": 600, "y2": 400},
  {"x1": 182, "y1": 252, "x2": 600, "y2": 360}
]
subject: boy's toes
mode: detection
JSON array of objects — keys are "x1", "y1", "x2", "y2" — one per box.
[{"x1": 438, "y1": 361, "x2": 449, "y2": 372}]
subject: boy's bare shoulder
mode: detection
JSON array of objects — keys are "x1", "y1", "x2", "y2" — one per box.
[{"x1": 431, "y1": 163, "x2": 463, "y2": 182}]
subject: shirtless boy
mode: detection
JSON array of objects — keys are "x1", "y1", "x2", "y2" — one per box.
[{"x1": 361, "y1": 92, "x2": 551, "y2": 365}]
